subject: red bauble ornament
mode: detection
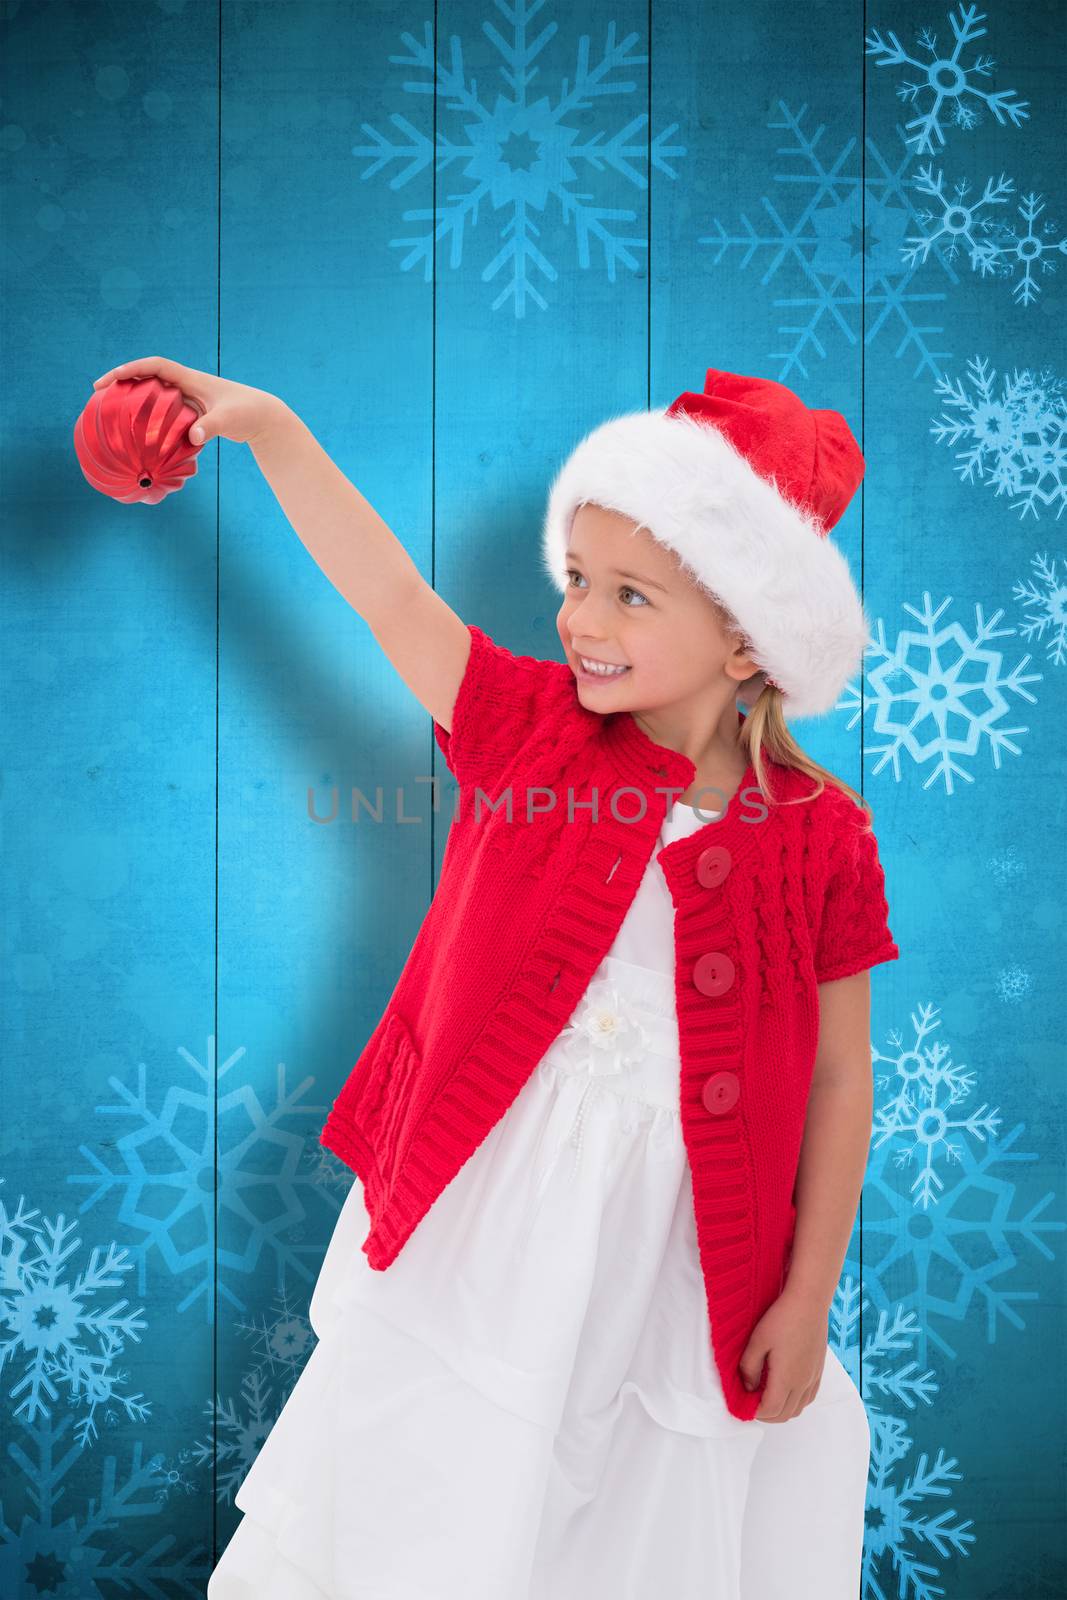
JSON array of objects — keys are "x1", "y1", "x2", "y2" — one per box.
[{"x1": 74, "y1": 376, "x2": 203, "y2": 504}]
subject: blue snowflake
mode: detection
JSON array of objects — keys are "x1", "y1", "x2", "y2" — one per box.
[
  {"x1": 233, "y1": 1283, "x2": 316, "y2": 1385},
  {"x1": 857, "y1": 1079, "x2": 1065, "y2": 1362},
  {"x1": 871, "y1": 1003, "x2": 1001, "y2": 1210},
  {"x1": 930, "y1": 358, "x2": 1067, "y2": 521},
  {"x1": 190, "y1": 1349, "x2": 298, "y2": 1506},
  {"x1": 148, "y1": 1450, "x2": 200, "y2": 1505},
  {"x1": 1014, "y1": 553, "x2": 1067, "y2": 665},
  {"x1": 992, "y1": 963, "x2": 1034, "y2": 1005},
  {"x1": 68, "y1": 1037, "x2": 337, "y2": 1322},
  {"x1": 863, "y1": 1398, "x2": 976, "y2": 1599},
  {"x1": 906, "y1": 168, "x2": 1067, "y2": 306},
  {"x1": 865, "y1": 3, "x2": 1029, "y2": 155},
  {"x1": 829, "y1": 1280, "x2": 976, "y2": 1597},
  {"x1": 836, "y1": 592, "x2": 1042, "y2": 793},
  {"x1": 0, "y1": 1185, "x2": 150, "y2": 1450},
  {"x1": 0, "y1": 1410, "x2": 208, "y2": 1597},
  {"x1": 987, "y1": 841, "x2": 1025, "y2": 888},
  {"x1": 183, "y1": 1285, "x2": 318, "y2": 1504},
  {"x1": 353, "y1": 1, "x2": 686, "y2": 315},
  {"x1": 700, "y1": 103, "x2": 960, "y2": 382}
]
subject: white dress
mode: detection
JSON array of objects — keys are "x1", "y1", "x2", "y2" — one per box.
[{"x1": 209, "y1": 801, "x2": 871, "y2": 1600}]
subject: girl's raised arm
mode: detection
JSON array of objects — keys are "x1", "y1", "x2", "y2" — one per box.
[
  {"x1": 249, "y1": 406, "x2": 471, "y2": 735},
  {"x1": 90, "y1": 357, "x2": 471, "y2": 734}
]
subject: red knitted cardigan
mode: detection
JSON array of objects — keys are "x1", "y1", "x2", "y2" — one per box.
[{"x1": 320, "y1": 622, "x2": 900, "y2": 1421}]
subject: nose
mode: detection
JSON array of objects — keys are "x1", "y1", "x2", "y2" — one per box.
[{"x1": 563, "y1": 588, "x2": 612, "y2": 642}]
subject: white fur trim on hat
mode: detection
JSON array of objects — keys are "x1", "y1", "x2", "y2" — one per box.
[{"x1": 541, "y1": 407, "x2": 870, "y2": 720}]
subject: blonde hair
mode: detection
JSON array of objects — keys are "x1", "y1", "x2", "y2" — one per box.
[
  {"x1": 711, "y1": 590, "x2": 873, "y2": 825},
  {"x1": 738, "y1": 681, "x2": 873, "y2": 823}
]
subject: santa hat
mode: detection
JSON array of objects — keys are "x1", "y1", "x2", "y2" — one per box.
[{"x1": 540, "y1": 367, "x2": 870, "y2": 720}]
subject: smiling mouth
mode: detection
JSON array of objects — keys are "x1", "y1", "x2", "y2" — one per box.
[{"x1": 574, "y1": 654, "x2": 631, "y2": 680}]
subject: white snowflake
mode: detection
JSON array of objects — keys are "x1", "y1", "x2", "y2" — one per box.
[
  {"x1": 871, "y1": 1003, "x2": 1000, "y2": 1210},
  {"x1": 352, "y1": 2, "x2": 686, "y2": 316},
  {"x1": 904, "y1": 164, "x2": 1012, "y2": 272},
  {"x1": 987, "y1": 843, "x2": 1025, "y2": 887},
  {"x1": 993, "y1": 964, "x2": 1033, "y2": 1005},
  {"x1": 905, "y1": 168, "x2": 1067, "y2": 306},
  {"x1": 979, "y1": 190, "x2": 1067, "y2": 308},
  {"x1": 930, "y1": 358, "x2": 1067, "y2": 521},
  {"x1": 829, "y1": 1279, "x2": 976, "y2": 1598},
  {"x1": 865, "y1": 2, "x2": 1029, "y2": 155},
  {"x1": 0, "y1": 1185, "x2": 150, "y2": 1450},
  {"x1": 837, "y1": 592, "x2": 1041, "y2": 794},
  {"x1": 1014, "y1": 553, "x2": 1067, "y2": 665}
]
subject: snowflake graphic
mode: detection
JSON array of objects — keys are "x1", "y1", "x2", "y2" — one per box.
[
  {"x1": 233, "y1": 1283, "x2": 317, "y2": 1385},
  {"x1": 149, "y1": 1451, "x2": 201, "y2": 1505},
  {"x1": 905, "y1": 167, "x2": 1067, "y2": 306},
  {"x1": 863, "y1": 1400, "x2": 976, "y2": 1599},
  {"x1": 68, "y1": 1038, "x2": 338, "y2": 1322},
  {"x1": 828, "y1": 1279, "x2": 976, "y2": 1597},
  {"x1": 185, "y1": 1288, "x2": 320, "y2": 1503},
  {"x1": 0, "y1": 1410, "x2": 208, "y2": 1597},
  {"x1": 189, "y1": 1350, "x2": 298, "y2": 1506},
  {"x1": 993, "y1": 963, "x2": 1034, "y2": 1004},
  {"x1": 987, "y1": 842, "x2": 1025, "y2": 887},
  {"x1": 978, "y1": 190, "x2": 1067, "y2": 307},
  {"x1": 837, "y1": 1282, "x2": 939, "y2": 1416},
  {"x1": 1014, "y1": 553, "x2": 1067, "y2": 664},
  {"x1": 353, "y1": 2, "x2": 686, "y2": 316},
  {"x1": 864, "y1": 2, "x2": 1029, "y2": 155},
  {"x1": 302, "y1": 1132, "x2": 359, "y2": 1196},
  {"x1": 904, "y1": 163, "x2": 1012, "y2": 271},
  {"x1": 871, "y1": 1002, "x2": 1001, "y2": 1210},
  {"x1": 857, "y1": 1085, "x2": 1064, "y2": 1363},
  {"x1": 0, "y1": 1186, "x2": 150, "y2": 1450},
  {"x1": 836, "y1": 592, "x2": 1042, "y2": 793},
  {"x1": 700, "y1": 102, "x2": 961, "y2": 382},
  {"x1": 930, "y1": 359, "x2": 1067, "y2": 521}
]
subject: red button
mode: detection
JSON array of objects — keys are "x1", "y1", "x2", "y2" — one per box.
[
  {"x1": 696, "y1": 845, "x2": 732, "y2": 888},
  {"x1": 702, "y1": 1071, "x2": 740, "y2": 1115},
  {"x1": 693, "y1": 951, "x2": 735, "y2": 997}
]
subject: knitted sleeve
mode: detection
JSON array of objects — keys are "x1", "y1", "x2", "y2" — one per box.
[
  {"x1": 814, "y1": 808, "x2": 900, "y2": 984},
  {"x1": 432, "y1": 621, "x2": 563, "y2": 791}
]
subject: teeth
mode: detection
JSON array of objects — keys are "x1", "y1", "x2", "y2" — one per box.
[{"x1": 579, "y1": 656, "x2": 629, "y2": 676}]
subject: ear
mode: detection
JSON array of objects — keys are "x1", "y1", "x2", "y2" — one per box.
[{"x1": 736, "y1": 669, "x2": 768, "y2": 711}]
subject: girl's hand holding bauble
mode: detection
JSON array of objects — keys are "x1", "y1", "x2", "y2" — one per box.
[{"x1": 76, "y1": 357, "x2": 286, "y2": 505}]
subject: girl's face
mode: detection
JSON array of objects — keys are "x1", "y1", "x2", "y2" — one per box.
[{"x1": 556, "y1": 501, "x2": 761, "y2": 725}]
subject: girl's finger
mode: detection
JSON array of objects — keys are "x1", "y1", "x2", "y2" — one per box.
[{"x1": 92, "y1": 357, "x2": 170, "y2": 389}]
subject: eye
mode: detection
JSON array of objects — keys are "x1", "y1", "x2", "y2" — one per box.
[{"x1": 564, "y1": 570, "x2": 650, "y2": 607}]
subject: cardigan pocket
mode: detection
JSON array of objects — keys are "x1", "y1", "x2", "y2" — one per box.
[{"x1": 355, "y1": 1010, "x2": 424, "y2": 1191}]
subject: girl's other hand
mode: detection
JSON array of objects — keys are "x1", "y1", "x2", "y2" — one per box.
[
  {"x1": 739, "y1": 1286, "x2": 832, "y2": 1422},
  {"x1": 91, "y1": 357, "x2": 287, "y2": 448}
]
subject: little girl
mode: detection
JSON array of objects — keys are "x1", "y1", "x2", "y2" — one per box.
[{"x1": 92, "y1": 358, "x2": 900, "y2": 1599}]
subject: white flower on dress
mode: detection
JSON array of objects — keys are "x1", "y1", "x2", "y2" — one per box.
[{"x1": 555, "y1": 978, "x2": 651, "y2": 1077}]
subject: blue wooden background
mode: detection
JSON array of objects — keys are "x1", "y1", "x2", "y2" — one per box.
[{"x1": 2, "y1": 1, "x2": 1064, "y2": 1594}]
